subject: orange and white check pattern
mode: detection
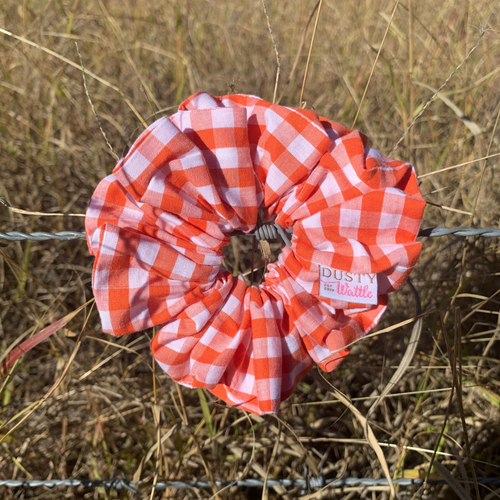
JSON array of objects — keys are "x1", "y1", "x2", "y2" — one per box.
[{"x1": 86, "y1": 92, "x2": 425, "y2": 415}]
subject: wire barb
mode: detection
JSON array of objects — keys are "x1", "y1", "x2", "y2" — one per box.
[{"x1": 254, "y1": 223, "x2": 293, "y2": 247}]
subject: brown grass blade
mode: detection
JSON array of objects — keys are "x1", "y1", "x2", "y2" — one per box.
[
  {"x1": 351, "y1": 0, "x2": 400, "y2": 128},
  {"x1": 75, "y1": 42, "x2": 119, "y2": 161},
  {"x1": 276, "y1": 1, "x2": 320, "y2": 105},
  {"x1": 0, "y1": 27, "x2": 147, "y2": 128},
  {"x1": 133, "y1": 424, "x2": 178, "y2": 485},
  {"x1": 96, "y1": 0, "x2": 160, "y2": 112},
  {"x1": 425, "y1": 201, "x2": 472, "y2": 216},
  {"x1": 211, "y1": 410, "x2": 258, "y2": 499},
  {"x1": 424, "y1": 311, "x2": 456, "y2": 490},
  {"x1": 454, "y1": 308, "x2": 481, "y2": 499},
  {"x1": 0, "y1": 197, "x2": 85, "y2": 217},
  {"x1": 0, "y1": 298, "x2": 94, "y2": 377},
  {"x1": 413, "y1": 80, "x2": 481, "y2": 136},
  {"x1": 262, "y1": 421, "x2": 281, "y2": 500},
  {"x1": 392, "y1": 28, "x2": 486, "y2": 154},
  {"x1": 77, "y1": 336, "x2": 147, "y2": 381},
  {"x1": 424, "y1": 455, "x2": 473, "y2": 500},
  {"x1": 321, "y1": 308, "x2": 435, "y2": 363},
  {"x1": 261, "y1": 0, "x2": 281, "y2": 104},
  {"x1": 367, "y1": 281, "x2": 422, "y2": 419},
  {"x1": 299, "y1": 0, "x2": 323, "y2": 107},
  {"x1": 272, "y1": 415, "x2": 319, "y2": 477},
  {"x1": 0, "y1": 301, "x2": 94, "y2": 442},
  {"x1": 313, "y1": 370, "x2": 396, "y2": 499},
  {"x1": 418, "y1": 152, "x2": 500, "y2": 179}
]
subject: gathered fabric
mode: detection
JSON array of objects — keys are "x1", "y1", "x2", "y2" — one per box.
[{"x1": 85, "y1": 92, "x2": 425, "y2": 415}]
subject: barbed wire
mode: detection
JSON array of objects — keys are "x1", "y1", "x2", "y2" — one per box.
[
  {"x1": 1, "y1": 229, "x2": 498, "y2": 494},
  {"x1": 0, "y1": 231, "x2": 86, "y2": 241},
  {"x1": 1, "y1": 475, "x2": 499, "y2": 492},
  {"x1": 2, "y1": 226, "x2": 500, "y2": 243},
  {"x1": 418, "y1": 226, "x2": 500, "y2": 238}
]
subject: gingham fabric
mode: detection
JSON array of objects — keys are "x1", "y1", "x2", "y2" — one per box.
[{"x1": 85, "y1": 92, "x2": 425, "y2": 415}]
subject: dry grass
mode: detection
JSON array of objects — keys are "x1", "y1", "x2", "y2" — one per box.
[{"x1": 1, "y1": 1, "x2": 500, "y2": 498}]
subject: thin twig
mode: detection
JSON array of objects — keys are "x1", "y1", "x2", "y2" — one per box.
[
  {"x1": 391, "y1": 28, "x2": 486, "y2": 155},
  {"x1": 76, "y1": 42, "x2": 119, "y2": 161},
  {"x1": 454, "y1": 308, "x2": 481, "y2": 499},
  {"x1": 418, "y1": 151, "x2": 500, "y2": 179},
  {"x1": 351, "y1": 0, "x2": 400, "y2": 129},
  {"x1": 299, "y1": 0, "x2": 323, "y2": 107},
  {"x1": 0, "y1": 300, "x2": 94, "y2": 442},
  {"x1": 250, "y1": 236, "x2": 255, "y2": 286},
  {"x1": 210, "y1": 410, "x2": 257, "y2": 498},
  {"x1": 313, "y1": 372, "x2": 396, "y2": 500},
  {"x1": 141, "y1": 85, "x2": 157, "y2": 121},
  {"x1": 424, "y1": 311, "x2": 455, "y2": 491},
  {"x1": 261, "y1": 0, "x2": 281, "y2": 104},
  {"x1": 471, "y1": 91, "x2": 500, "y2": 218},
  {"x1": 150, "y1": 327, "x2": 160, "y2": 500},
  {"x1": 366, "y1": 281, "x2": 422, "y2": 422},
  {"x1": 276, "y1": 0, "x2": 320, "y2": 105},
  {"x1": 262, "y1": 422, "x2": 281, "y2": 500},
  {"x1": 0, "y1": 197, "x2": 85, "y2": 217},
  {"x1": 0, "y1": 27, "x2": 147, "y2": 128},
  {"x1": 408, "y1": 0, "x2": 415, "y2": 164},
  {"x1": 425, "y1": 201, "x2": 471, "y2": 216},
  {"x1": 440, "y1": 28, "x2": 493, "y2": 345}
]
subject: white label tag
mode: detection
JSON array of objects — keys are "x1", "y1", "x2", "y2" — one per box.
[{"x1": 318, "y1": 265, "x2": 378, "y2": 305}]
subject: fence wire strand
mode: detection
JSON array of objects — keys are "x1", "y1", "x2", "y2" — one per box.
[
  {"x1": 1, "y1": 476, "x2": 499, "y2": 492},
  {"x1": 2, "y1": 226, "x2": 500, "y2": 243},
  {"x1": 0, "y1": 231, "x2": 86, "y2": 241}
]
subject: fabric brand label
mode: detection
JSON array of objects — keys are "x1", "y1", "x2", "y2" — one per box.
[{"x1": 318, "y1": 265, "x2": 378, "y2": 305}]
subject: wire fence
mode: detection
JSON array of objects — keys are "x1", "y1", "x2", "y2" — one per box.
[
  {"x1": 1, "y1": 223, "x2": 499, "y2": 494},
  {"x1": 2, "y1": 475, "x2": 500, "y2": 493},
  {"x1": 0, "y1": 230, "x2": 86, "y2": 242},
  {"x1": 2, "y1": 226, "x2": 500, "y2": 242}
]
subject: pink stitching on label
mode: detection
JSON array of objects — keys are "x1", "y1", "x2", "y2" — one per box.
[{"x1": 318, "y1": 266, "x2": 378, "y2": 305}]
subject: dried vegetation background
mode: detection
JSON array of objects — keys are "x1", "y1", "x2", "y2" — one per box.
[{"x1": 1, "y1": 0, "x2": 500, "y2": 498}]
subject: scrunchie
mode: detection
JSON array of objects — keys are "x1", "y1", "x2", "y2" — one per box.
[{"x1": 85, "y1": 92, "x2": 425, "y2": 415}]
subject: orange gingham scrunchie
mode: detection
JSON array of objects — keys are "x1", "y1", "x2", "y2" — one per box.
[{"x1": 85, "y1": 92, "x2": 426, "y2": 415}]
